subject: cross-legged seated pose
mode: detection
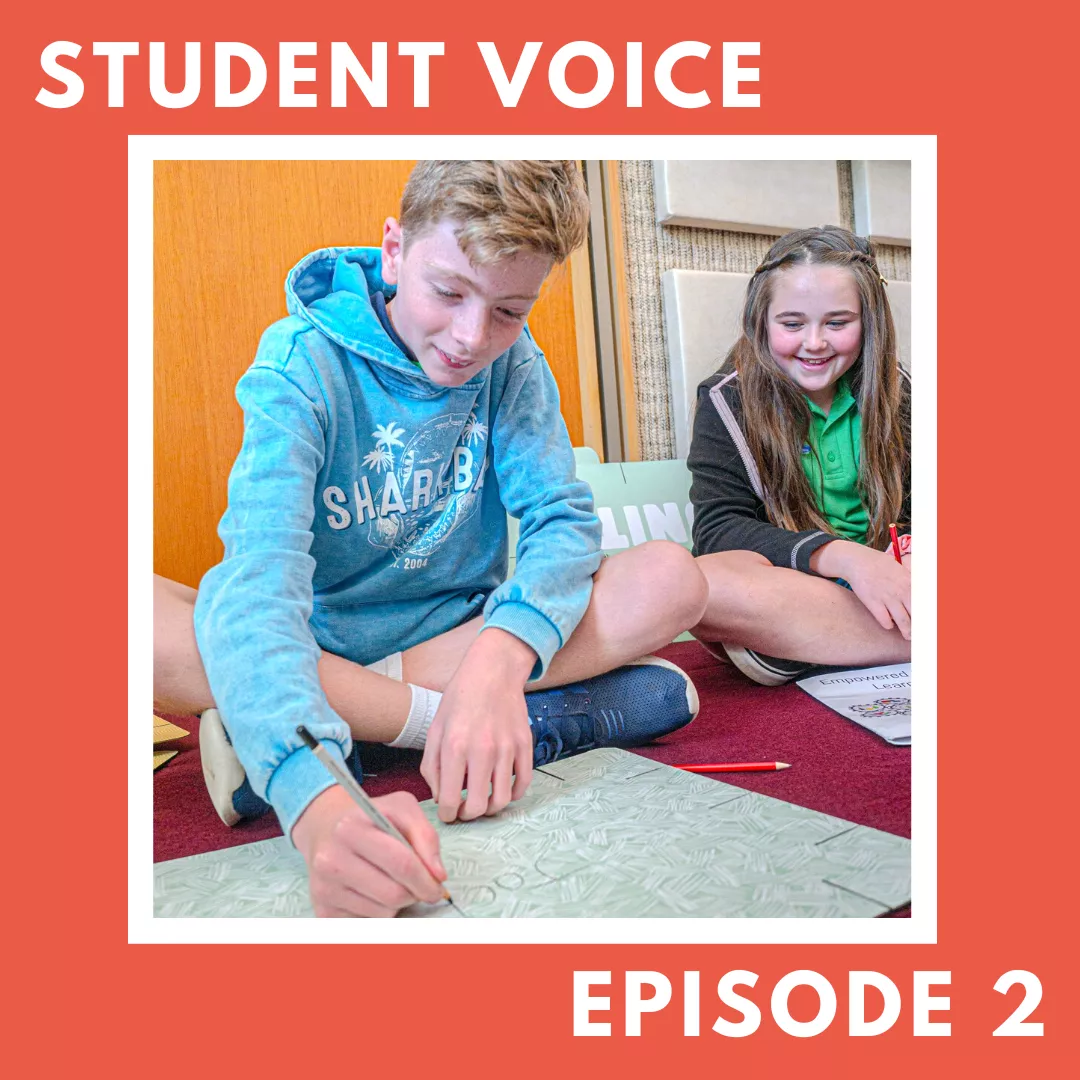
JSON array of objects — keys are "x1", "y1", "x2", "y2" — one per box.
[
  {"x1": 687, "y1": 225, "x2": 911, "y2": 686},
  {"x1": 155, "y1": 161, "x2": 707, "y2": 917}
]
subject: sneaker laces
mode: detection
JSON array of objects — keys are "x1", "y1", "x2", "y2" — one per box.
[
  {"x1": 532, "y1": 726, "x2": 564, "y2": 765},
  {"x1": 530, "y1": 687, "x2": 627, "y2": 764}
]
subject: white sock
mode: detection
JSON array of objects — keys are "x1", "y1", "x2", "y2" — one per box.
[{"x1": 387, "y1": 684, "x2": 442, "y2": 749}]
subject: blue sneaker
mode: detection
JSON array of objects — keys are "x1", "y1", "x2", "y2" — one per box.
[
  {"x1": 526, "y1": 656, "x2": 699, "y2": 767},
  {"x1": 199, "y1": 708, "x2": 363, "y2": 826}
]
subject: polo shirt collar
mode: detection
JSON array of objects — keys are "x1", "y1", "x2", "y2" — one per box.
[{"x1": 806, "y1": 373, "x2": 857, "y2": 423}]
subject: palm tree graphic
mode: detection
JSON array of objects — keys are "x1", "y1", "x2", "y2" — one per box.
[
  {"x1": 462, "y1": 413, "x2": 488, "y2": 446},
  {"x1": 363, "y1": 447, "x2": 394, "y2": 473},
  {"x1": 372, "y1": 422, "x2": 406, "y2": 450}
]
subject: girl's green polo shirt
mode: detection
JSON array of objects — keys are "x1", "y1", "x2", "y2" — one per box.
[{"x1": 800, "y1": 374, "x2": 869, "y2": 543}]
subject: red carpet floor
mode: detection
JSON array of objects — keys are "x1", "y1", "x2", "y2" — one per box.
[{"x1": 153, "y1": 640, "x2": 911, "y2": 915}]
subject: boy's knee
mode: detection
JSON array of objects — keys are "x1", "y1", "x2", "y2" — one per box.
[
  {"x1": 155, "y1": 576, "x2": 196, "y2": 642},
  {"x1": 153, "y1": 575, "x2": 206, "y2": 706},
  {"x1": 694, "y1": 551, "x2": 770, "y2": 616},
  {"x1": 641, "y1": 541, "x2": 709, "y2": 626}
]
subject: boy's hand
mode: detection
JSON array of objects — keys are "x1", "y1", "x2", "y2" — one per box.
[
  {"x1": 292, "y1": 786, "x2": 447, "y2": 917},
  {"x1": 421, "y1": 628, "x2": 537, "y2": 824},
  {"x1": 812, "y1": 540, "x2": 911, "y2": 640}
]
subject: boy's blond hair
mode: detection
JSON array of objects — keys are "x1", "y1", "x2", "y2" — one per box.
[{"x1": 399, "y1": 160, "x2": 589, "y2": 266}]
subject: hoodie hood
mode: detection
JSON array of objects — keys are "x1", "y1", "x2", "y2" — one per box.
[{"x1": 285, "y1": 246, "x2": 488, "y2": 396}]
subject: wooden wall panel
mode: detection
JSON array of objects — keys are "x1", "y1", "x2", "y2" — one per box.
[{"x1": 154, "y1": 160, "x2": 585, "y2": 587}]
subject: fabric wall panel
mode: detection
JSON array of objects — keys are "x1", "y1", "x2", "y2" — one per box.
[
  {"x1": 852, "y1": 160, "x2": 912, "y2": 246},
  {"x1": 661, "y1": 269, "x2": 749, "y2": 457},
  {"x1": 653, "y1": 160, "x2": 842, "y2": 235}
]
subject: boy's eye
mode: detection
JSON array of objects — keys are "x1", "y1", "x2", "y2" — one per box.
[
  {"x1": 432, "y1": 285, "x2": 460, "y2": 300},
  {"x1": 498, "y1": 308, "x2": 527, "y2": 321}
]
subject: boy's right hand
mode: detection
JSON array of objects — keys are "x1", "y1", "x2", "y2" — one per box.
[{"x1": 292, "y1": 786, "x2": 447, "y2": 917}]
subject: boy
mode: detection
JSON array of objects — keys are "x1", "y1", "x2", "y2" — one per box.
[{"x1": 154, "y1": 161, "x2": 707, "y2": 917}]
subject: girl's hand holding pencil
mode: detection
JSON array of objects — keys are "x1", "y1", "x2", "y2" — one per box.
[
  {"x1": 888, "y1": 530, "x2": 912, "y2": 568},
  {"x1": 842, "y1": 545, "x2": 911, "y2": 640},
  {"x1": 887, "y1": 524, "x2": 912, "y2": 566},
  {"x1": 811, "y1": 539, "x2": 912, "y2": 640}
]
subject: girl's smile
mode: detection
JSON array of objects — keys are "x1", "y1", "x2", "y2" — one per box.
[{"x1": 766, "y1": 264, "x2": 862, "y2": 411}]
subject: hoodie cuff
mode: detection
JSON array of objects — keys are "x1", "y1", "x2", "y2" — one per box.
[
  {"x1": 483, "y1": 601, "x2": 562, "y2": 681},
  {"x1": 266, "y1": 739, "x2": 349, "y2": 847}
]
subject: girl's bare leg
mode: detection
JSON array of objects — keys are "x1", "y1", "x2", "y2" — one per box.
[{"x1": 692, "y1": 550, "x2": 910, "y2": 667}]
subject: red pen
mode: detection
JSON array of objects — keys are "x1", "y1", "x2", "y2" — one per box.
[
  {"x1": 888, "y1": 523, "x2": 903, "y2": 564},
  {"x1": 675, "y1": 762, "x2": 790, "y2": 773}
]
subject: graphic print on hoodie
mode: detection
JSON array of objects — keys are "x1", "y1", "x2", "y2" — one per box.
[{"x1": 320, "y1": 409, "x2": 492, "y2": 568}]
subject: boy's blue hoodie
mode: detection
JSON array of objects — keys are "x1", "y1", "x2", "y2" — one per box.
[{"x1": 194, "y1": 247, "x2": 603, "y2": 836}]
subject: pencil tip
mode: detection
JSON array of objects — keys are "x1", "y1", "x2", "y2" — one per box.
[{"x1": 776, "y1": 762, "x2": 791, "y2": 769}]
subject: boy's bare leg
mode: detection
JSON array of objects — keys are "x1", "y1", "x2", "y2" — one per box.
[
  {"x1": 154, "y1": 576, "x2": 217, "y2": 715},
  {"x1": 398, "y1": 540, "x2": 707, "y2": 688},
  {"x1": 535, "y1": 540, "x2": 708, "y2": 686},
  {"x1": 154, "y1": 542, "x2": 705, "y2": 741},
  {"x1": 692, "y1": 551, "x2": 910, "y2": 667},
  {"x1": 154, "y1": 575, "x2": 411, "y2": 741}
]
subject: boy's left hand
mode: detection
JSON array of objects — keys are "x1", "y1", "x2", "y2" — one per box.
[{"x1": 420, "y1": 629, "x2": 538, "y2": 823}]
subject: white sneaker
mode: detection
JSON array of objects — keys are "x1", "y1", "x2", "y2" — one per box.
[{"x1": 198, "y1": 708, "x2": 250, "y2": 826}]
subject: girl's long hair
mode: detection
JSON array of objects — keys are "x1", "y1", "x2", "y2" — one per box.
[{"x1": 722, "y1": 226, "x2": 908, "y2": 548}]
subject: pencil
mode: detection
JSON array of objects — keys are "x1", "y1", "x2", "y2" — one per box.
[
  {"x1": 296, "y1": 725, "x2": 452, "y2": 903},
  {"x1": 674, "y1": 762, "x2": 791, "y2": 773},
  {"x1": 889, "y1": 523, "x2": 904, "y2": 564}
]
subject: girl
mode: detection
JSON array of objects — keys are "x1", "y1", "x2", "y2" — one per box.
[{"x1": 687, "y1": 226, "x2": 911, "y2": 685}]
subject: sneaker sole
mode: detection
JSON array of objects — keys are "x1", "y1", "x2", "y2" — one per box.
[
  {"x1": 625, "y1": 654, "x2": 699, "y2": 721},
  {"x1": 720, "y1": 643, "x2": 796, "y2": 687},
  {"x1": 199, "y1": 708, "x2": 245, "y2": 827}
]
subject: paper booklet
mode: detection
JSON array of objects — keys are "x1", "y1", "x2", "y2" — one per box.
[{"x1": 797, "y1": 664, "x2": 911, "y2": 745}]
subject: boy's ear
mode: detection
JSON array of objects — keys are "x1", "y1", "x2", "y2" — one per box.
[{"x1": 381, "y1": 217, "x2": 404, "y2": 285}]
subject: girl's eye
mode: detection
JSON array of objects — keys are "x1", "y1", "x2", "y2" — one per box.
[
  {"x1": 827, "y1": 321, "x2": 849, "y2": 329},
  {"x1": 781, "y1": 322, "x2": 802, "y2": 331}
]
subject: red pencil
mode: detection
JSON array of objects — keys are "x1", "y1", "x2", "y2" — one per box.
[
  {"x1": 674, "y1": 762, "x2": 791, "y2": 773},
  {"x1": 888, "y1": 522, "x2": 903, "y2": 564}
]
